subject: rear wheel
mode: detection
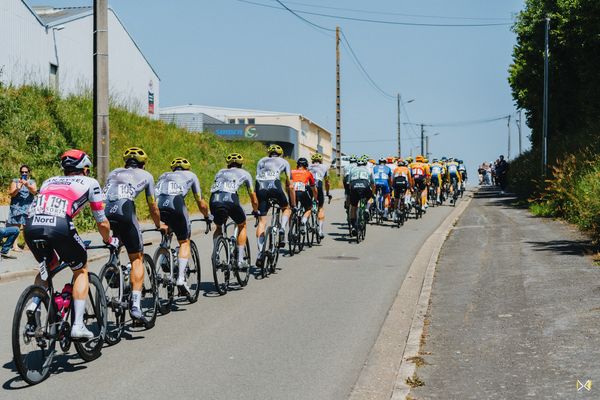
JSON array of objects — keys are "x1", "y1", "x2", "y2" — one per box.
[
  {"x1": 74, "y1": 272, "x2": 106, "y2": 362},
  {"x1": 99, "y1": 263, "x2": 124, "y2": 345},
  {"x1": 288, "y1": 217, "x2": 298, "y2": 255},
  {"x1": 234, "y1": 238, "x2": 251, "y2": 286},
  {"x1": 140, "y1": 255, "x2": 158, "y2": 327},
  {"x1": 153, "y1": 247, "x2": 173, "y2": 315},
  {"x1": 12, "y1": 285, "x2": 54, "y2": 385},
  {"x1": 187, "y1": 241, "x2": 202, "y2": 303},
  {"x1": 265, "y1": 228, "x2": 276, "y2": 275},
  {"x1": 211, "y1": 236, "x2": 230, "y2": 295}
]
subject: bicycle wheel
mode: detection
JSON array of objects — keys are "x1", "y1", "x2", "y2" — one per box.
[
  {"x1": 235, "y1": 238, "x2": 251, "y2": 286},
  {"x1": 265, "y1": 228, "x2": 275, "y2": 275},
  {"x1": 12, "y1": 285, "x2": 54, "y2": 385},
  {"x1": 99, "y1": 262, "x2": 124, "y2": 345},
  {"x1": 74, "y1": 272, "x2": 106, "y2": 362},
  {"x1": 314, "y1": 214, "x2": 322, "y2": 245},
  {"x1": 269, "y1": 225, "x2": 281, "y2": 272},
  {"x1": 297, "y1": 217, "x2": 305, "y2": 252},
  {"x1": 153, "y1": 247, "x2": 173, "y2": 315},
  {"x1": 187, "y1": 241, "x2": 202, "y2": 303},
  {"x1": 140, "y1": 254, "x2": 158, "y2": 327},
  {"x1": 211, "y1": 236, "x2": 230, "y2": 295},
  {"x1": 288, "y1": 217, "x2": 298, "y2": 255}
]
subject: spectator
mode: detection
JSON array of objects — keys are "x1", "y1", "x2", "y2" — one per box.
[
  {"x1": 0, "y1": 225, "x2": 19, "y2": 259},
  {"x1": 495, "y1": 155, "x2": 509, "y2": 194},
  {"x1": 8, "y1": 164, "x2": 37, "y2": 252}
]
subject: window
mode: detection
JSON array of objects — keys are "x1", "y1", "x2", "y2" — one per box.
[
  {"x1": 248, "y1": 118, "x2": 255, "y2": 124},
  {"x1": 228, "y1": 119, "x2": 235, "y2": 124},
  {"x1": 237, "y1": 118, "x2": 246, "y2": 124},
  {"x1": 49, "y1": 64, "x2": 58, "y2": 91}
]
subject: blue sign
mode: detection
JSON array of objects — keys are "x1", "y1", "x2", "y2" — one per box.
[{"x1": 215, "y1": 129, "x2": 244, "y2": 137}]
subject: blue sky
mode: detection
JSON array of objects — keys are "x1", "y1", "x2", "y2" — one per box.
[{"x1": 37, "y1": 0, "x2": 531, "y2": 172}]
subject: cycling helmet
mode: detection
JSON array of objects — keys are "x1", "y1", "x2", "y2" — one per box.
[
  {"x1": 406, "y1": 156, "x2": 414, "y2": 163},
  {"x1": 349, "y1": 155, "x2": 358, "y2": 164},
  {"x1": 433, "y1": 158, "x2": 439, "y2": 163},
  {"x1": 458, "y1": 159, "x2": 464, "y2": 164},
  {"x1": 448, "y1": 157, "x2": 455, "y2": 162},
  {"x1": 357, "y1": 157, "x2": 368, "y2": 166},
  {"x1": 170, "y1": 157, "x2": 191, "y2": 171},
  {"x1": 123, "y1": 147, "x2": 148, "y2": 164},
  {"x1": 378, "y1": 157, "x2": 386, "y2": 165},
  {"x1": 226, "y1": 152, "x2": 244, "y2": 165},
  {"x1": 361, "y1": 154, "x2": 369, "y2": 161},
  {"x1": 387, "y1": 157, "x2": 394, "y2": 163},
  {"x1": 297, "y1": 157, "x2": 309, "y2": 168},
  {"x1": 441, "y1": 156, "x2": 448, "y2": 162},
  {"x1": 311, "y1": 153, "x2": 323, "y2": 162},
  {"x1": 424, "y1": 158, "x2": 429, "y2": 163},
  {"x1": 267, "y1": 144, "x2": 283, "y2": 156},
  {"x1": 415, "y1": 155, "x2": 424, "y2": 162},
  {"x1": 61, "y1": 149, "x2": 92, "y2": 172},
  {"x1": 398, "y1": 159, "x2": 408, "y2": 166}
]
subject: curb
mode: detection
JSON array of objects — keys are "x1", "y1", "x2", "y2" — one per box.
[
  {"x1": 0, "y1": 252, "x2": 108, "y2": 282},
  {"x1": 391, "y1": 194, "x2": 473, "y2": 400}
]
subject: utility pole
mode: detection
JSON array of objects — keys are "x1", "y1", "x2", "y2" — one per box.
[
  {"x1": 93, "y1": 0, "x2": 109, "y2": 184},
  {"x1": 420, "y1": 124, "x2": 425, "y2": 156},
  {"x1": 335, "y1": 26, "x2": 341, "y2": 176},
  {"x1": 397, "y1": 93, "x2": 401, "y2": 158},
  {"x1": 507, "y1": 115, "x2": 511, "y2": 160},
  {"x1": 425, "y1": 135, "x2": 429, "y2": 159},
  {"x1": 517, "y1": 109, "x2": 522, "y2": 155},
  {"x1": 542, "y1": 16, "x2": 550, "y2": 178}
]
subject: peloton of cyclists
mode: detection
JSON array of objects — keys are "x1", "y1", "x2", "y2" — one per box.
[{"x1": 308, "y1": 153, "x2": 331, "y2": 239}]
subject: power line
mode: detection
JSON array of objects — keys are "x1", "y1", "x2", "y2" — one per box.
[
  {"x1": 283, "y1": 0, "x2": 514, "y2": 22},
  {"x1": 403, "y1": 114, "x2": 512, "y2": 128},
  {"x1": 272, "y1": 0, "x2": 335, "y2": 31}
]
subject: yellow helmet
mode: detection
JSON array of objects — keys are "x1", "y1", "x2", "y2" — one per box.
[
  {"x1": 123, "y1": 147, "x2": 148, "y2": 164},
  {"x1": 415, "y1": 155, "x2": 425, "y2": 162},
  {"x1": 406, "y1": 156, "x2": 414, "y2": 163},
  {"x1": 423, "y1": 158, "x2": 429, "y2": 163},
  {"x1": 267, "y1": 144, "x2": 283, "y2": 156},
  {"x1": 311, "y1": 153, "x2": 323, "y2": 162},
  {"x1": 226, "y1": 152, "x2": 244, "y2": 165},
  {"x1": 170, "y1": 157, "x2": 191, "y2": 170}
]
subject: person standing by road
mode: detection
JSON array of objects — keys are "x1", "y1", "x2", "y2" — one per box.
[
  {"x1": 495, "y1": 155, "x2": 509, "y2": 194},
  {"x1": 8, "y1": 164, "x2": 37, "y2": 252}
]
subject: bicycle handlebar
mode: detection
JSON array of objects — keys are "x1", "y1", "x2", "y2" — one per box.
[{"x1": 190, "y1": 217, "x2": 212, "y2": 234}]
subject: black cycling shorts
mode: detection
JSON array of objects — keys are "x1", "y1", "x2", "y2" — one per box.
[
  {"x1": 210, "y1": 192, "x2": 246, "y2": 226},
  {"x1": 158, "y1": 194, "x2": 191, "y2": 241},
  {"x1": 431, "y1": 175, "x2": 441, "y2": 187},
  {"x1": 256, "y1": 180, "x2": 289, "y2": 216},
  {"x1": 315, "y1": 181, "x2": 325, "y2": 207},
  {"x1": 24, "y1": 215, "x2": 87, "y2": 272},
  {"x1": 295, "y1": 190, "x2": 313, "y2": 212},
  {"x1": 393, "y1": 177, "x2": 409, "y2": 199},
  {"x1": 106, "y1": 199, "x2": 143, "y2": 254},
  {"x1": 413, "y1": 176, "x2": 427, "y2": 191},
  {"x1": 349, "y1": 180, "x2": 373, "y2": 207}
]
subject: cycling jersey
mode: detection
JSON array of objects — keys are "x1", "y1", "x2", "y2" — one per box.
[
  {"x1": 348, "y1": 166, "x2": 374, "y2": 206},
  {"x1": 343, "y1": 163, "x2": 357, "y2": 193},
  {"x1": 25, "y1": 175, "x2": 106, "y2": 271},
  {"x1": 104, "y1": 167, "x2": 155, "y2": 254},
  {"x1": 446, "y1": 161, "x2": 462, "y2": 183},
  {"x1": 156, "y1": 170, "x2": 202, "y2": 241},
  {"x1": 155, "y1": 170, "x2": 201, "y2": 198},
  {"x1": 291, "y1": 169, "x2": 315, "y2": 211},
  {"x1": 256, "y1": 156, "x2": 291, "y2": 182},
  {"x1": 392, "y1": 166, "x2": 413, "y2": 195},
  {"x1": 409, "y1": 162, "x2": 430, "y2": 191},
  {"x1": 210, "y1": 167, "x2": 254, "y2": 225},
  {"x1": 255, "y1": 156, "x2": 290, "y2": 216},
  {"x1": 309, "y1": 163, "x2": 329, "y2": 207}
]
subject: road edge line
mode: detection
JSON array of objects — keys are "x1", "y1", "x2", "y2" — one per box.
[{"x1": 390, "y1": 195, "x2": 472, "y2": 400}]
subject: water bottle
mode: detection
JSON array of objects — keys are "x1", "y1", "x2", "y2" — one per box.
[{"x1": 54, "y1": 283, "x2": 72, "y2": 318}]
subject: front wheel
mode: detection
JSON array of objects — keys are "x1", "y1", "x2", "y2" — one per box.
[
  {"x1": 74, "y1": 272, "x2": 106, "y2": 362},
  {"x1": 153, "y1": 247, "x2": 173, "y2": 315},
  {"x1": 12, "y1": 285, "x2": 54, "y2": 385},
  {"x1": 212, "y1": 236, "x2": 230, "y2": 295},
  {"x1": 99, "y1": 263, "x2": 124, "y2": 346},
  {"x1": 140, "y1": 254, "x2": 158, "y2": 327},
  {"x1": 288, "y1": 217, "x2": 298, "y2": 255},
  {"x1": 187, "y1": 241, "x2": 202, "y2": 303},
  {"x1": 235, "y1": 238, "x2": 251, "y2": 287}
]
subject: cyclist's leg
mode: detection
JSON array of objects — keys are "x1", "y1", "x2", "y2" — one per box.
[
  {"x1": 229, "y1": 198, "x2": 247, "y2": 266},
  {"x1": 255, "y1": 184, "x2": 270, "y2": 252},
  {"x1": 317, "y1": 183, "x2": 326, "y2": 236},
  {"x1": 276, "y1": 182, "x2": 291, "y2": 242}
]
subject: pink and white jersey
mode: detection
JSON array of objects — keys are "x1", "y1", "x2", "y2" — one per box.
[{"x1": 30, "y1": 175, "x2": 106, "y2": 222}]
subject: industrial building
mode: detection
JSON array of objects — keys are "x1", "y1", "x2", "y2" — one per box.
[
  {"x1": 160, "y1": 105, "x2": 333, "y2": 164},
  {"x1": 0, "y1": 0, "x2": 159, "y2": 118}
]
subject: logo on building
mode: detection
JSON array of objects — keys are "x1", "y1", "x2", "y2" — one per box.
[
  {"x1": 245, "y1": 125, "x2": 258, "y2": 138},
  {"x1": 148, "y1": 80, "x2": 155, "y2": 115}
]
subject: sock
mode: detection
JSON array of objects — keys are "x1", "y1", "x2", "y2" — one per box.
[
  {"x1": 131, "y1": 291, "x2": 141, "y2": 310},
  {"x1": 257, "y1": 234, "x2": 265, "y2": 251},
  {"x1": 318, "y1": 221, "x2": 324, "y2": 233},
  {"x1": 301, "y1": 216, "x2": 307, "y2": 224},
  {"x1": 237, "y1": 246, "x2": 245, "y2": 262},
  {"x1": 177, "y1": 258, "x2": 188, "y2": 284},
  {"x1": 74, "y1": 299, "x2": 86, "y2": 327},
  {"x1": 27, "y1": 296, "x2": 42, "y2": 312},
  {"x1": 281, "y1": 215, "x2": 289, "y2": 230}
]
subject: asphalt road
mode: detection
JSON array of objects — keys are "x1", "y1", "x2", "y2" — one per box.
[{"x1": 0, "y1": 192, "x2": 455, "y2": 399}]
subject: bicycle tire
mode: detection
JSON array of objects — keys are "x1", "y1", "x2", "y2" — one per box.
[
  {"x1": 152, "y1": 246, "x2": 173, "y2": 315},
  {"x1": 271, "y1": 225, "x2": 281, "y2": 271},
  {"x1": 297, "y1": 216, "x2": 305, "y2": 252},
  {"x1": 140, "y1": 254, "x2": 158, "y2": 327},
  {"x1": 265, "y1": 228, "x2": 275, "y2": 275},
  {"x1": 187, "y1": 241, "x2": 202, "y2": 303},
  {"x1": 98, "y1": 263, "x2": 124, "y2": 345},
  {"x1": 211, "y1": 236, "x2": 230, "y2": 295},
  {"x1": 74, "y1": 272, "x2": 106, "y2": 362},
  {"x1": 259, "y1": 230, "x2": 270, "y2": 279},
  {"x1": 288, "y1": 217, "x2": 298, "y2": 255},
  {"x1": 314, "y1": 213, "x2": 322, "y2": 245},
  {"x1": 12, "y1": 285, "x2": 54, "y2": 385},
  {"x1": 235, "y1": 238, "x2": 251, "y2": 286}
]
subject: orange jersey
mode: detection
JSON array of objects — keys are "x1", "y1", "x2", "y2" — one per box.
[
  {"x1": 409, "y1": 162, "x2": 430, "y2": 179},
  {"x1": 290, "y1": 169, "x2": 315, "y2": 191}
]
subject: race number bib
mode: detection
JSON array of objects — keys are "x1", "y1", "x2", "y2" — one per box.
[
  {"x1": 211, "y1": 180, "x2": 237, "y2": 193},
  {"x1": 33, "y1": 194, "x2": 68, "y2": 217},
  {"x1": 167, "y1": 181, "x2": 183, "y2": 195},
  {"x1": 257, "y1": 170, "x2": 278, "y2": 181},
  {"x1": 118, "y1": 184, "x2": 136, "y2": 200},
  {"x1": 412, "y1": 167, "x2": 424, "y2": 176},
  {"x1": 293, "y1": 182, "x2": 306, "y2": 191}
]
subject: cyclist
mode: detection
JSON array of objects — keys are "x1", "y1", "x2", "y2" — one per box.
[
  {"x1": 446, "y1": 157, "x2": 462, "y2": 202},
  {"x1": 290, "y1": 158, "x2": 318, "y2": 234},
  {"x1": 343, "y1": 155, "x2": 358, "y2": 209},
  {"x1": 392, "y1": 158, "x2": 413, "y2": 212},
  {"x1": 155, "y1": 157, "x2": 210, "y2": 297},
  {"x1": 348, "y1": 157, "x2": 375, "y2": 235},
  {"x1": 255, "y1": 144, "x2": 291, "y2": 265},
  {"x1": 104, "y1": 147, "x2": 167, "y2": 321},
  {"x1": 409, "y1": 155, "x2": 430, "y2": 210},
  {"x1": 372, "y1": 157, "x2": 393, "y2": 219},
  {"x1": 308, "y1": 153, "x2": 331, "y2": 239},
  {"x1": 458, "y1": 159, "x2": 467, "y2": 191},
  {"x1": 24, "y1": 149, "x2": 116, "y2": 339},
  {"x1": 430, "y1": 158, "x2": 445, "y2": 204},
  {"x1": 209, "y1": 153, "x2": 259, "y2": 270}
]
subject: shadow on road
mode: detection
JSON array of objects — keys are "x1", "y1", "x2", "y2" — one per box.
[
  {"x1": 2, "y1": 353, "x2": 87, "y2": 390},
  {"x1": 526, "y1": 239, "x2": 595, "y2": 257}
]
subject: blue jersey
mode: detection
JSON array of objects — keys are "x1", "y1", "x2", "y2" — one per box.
[{"x1": 372, "y1": 165, "x2": 392, "y2": 186}]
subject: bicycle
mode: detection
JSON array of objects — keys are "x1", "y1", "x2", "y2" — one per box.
[
  {"x1": 98, "y1": 239, "x2": 158, "y2": 345},
  {"x1": 354, "y1": 197, "x2": 368, "y2": 243},
  {"x1": 152, "y1": 219, "x2": 209, "y2": 314},
  {"x1": 412, "y1": 187, "x2": 424, "y2": 219},
  {"x1": 374, "y1": 186, "x2": 385, "y2": 225},
  {"x1": 393, "y1": 191, "x2": 408, "y2": 228},
  {"x1": 211, "y1": 219, "x2": 252, "y2": 295},
  {"x1": 12, "y1": 240, "x2": 107, "y2": 385},
  {"x1": 256, "y1": 199, "x2": 282, "y2": 277},
  {"x1": 307, "y1": 200, "x2": 321, "y2": 245},
  {"x1": 288, "y1": 205, "x2": 305, "y2": 255}
]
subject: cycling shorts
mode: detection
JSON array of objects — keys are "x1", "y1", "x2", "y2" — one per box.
[
  {"x1": 24, "y1": 215, "x2": 87, "y2": 272},
  {"x1": 209, "y1": 192, "x2": 245, "y2": 226},
  {"x1": 431, "y1": 175, "x2": 441, "y2": 187},
  {"x1": 158, "y1": 194, "x2": 191, "y2": 241},
  {"x1": 315, "y1": 181, "x2": 325, "y2": 207},
  {"x1": 393, "y1": 177, "x2": 409, "y2": 199},
  {"x1": 413, "y1": 176, "x2": 427, "y2": 191},
  {"x1": 295, "y1": 190, "x2": 313, "y2": 212},
  {"x1": 449, "y1": 173, "x2": 459, "y2": 185},
  {"x1": 349, "y1": 180, "x2": 372, "y2": 207},
  {"x1": 375, "y1": 183, "x2": 391, "y2": 196},
  {"x1": 256, "y1": 179, "x2": 289, "y2": 216},
  {"x1": 106, "y1": 199, "x2": 143, "y2": 254}
]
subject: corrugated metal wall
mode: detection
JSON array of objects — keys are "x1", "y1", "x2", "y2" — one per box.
[{"x1": 160, "y1": 113, "x2": 224, "y2": 132}]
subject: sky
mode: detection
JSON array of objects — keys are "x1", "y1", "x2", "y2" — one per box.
[{"x1": 36, "y1": 0, "x2": 531, "y2": 174}]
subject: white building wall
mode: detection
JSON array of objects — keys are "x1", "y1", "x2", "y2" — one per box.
[{"x1": 0, "y1": 0, "x2": 50, "y2": 86}]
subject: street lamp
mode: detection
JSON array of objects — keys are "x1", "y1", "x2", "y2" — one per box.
[
  {"x1": 425, "y1": 132, "x2": 440, "y2": 159},
  {"x1": 397, "y1": 96, "x2": 416, "y2": 158}
]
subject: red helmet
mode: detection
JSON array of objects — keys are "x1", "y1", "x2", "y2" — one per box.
[{"x1": 61, "y1": 149, "x2": 92, "y2": 171}]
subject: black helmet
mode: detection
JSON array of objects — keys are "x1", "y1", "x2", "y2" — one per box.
[{"x1": 297, "y1": 157, "x2": 309, "y2": 168}]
